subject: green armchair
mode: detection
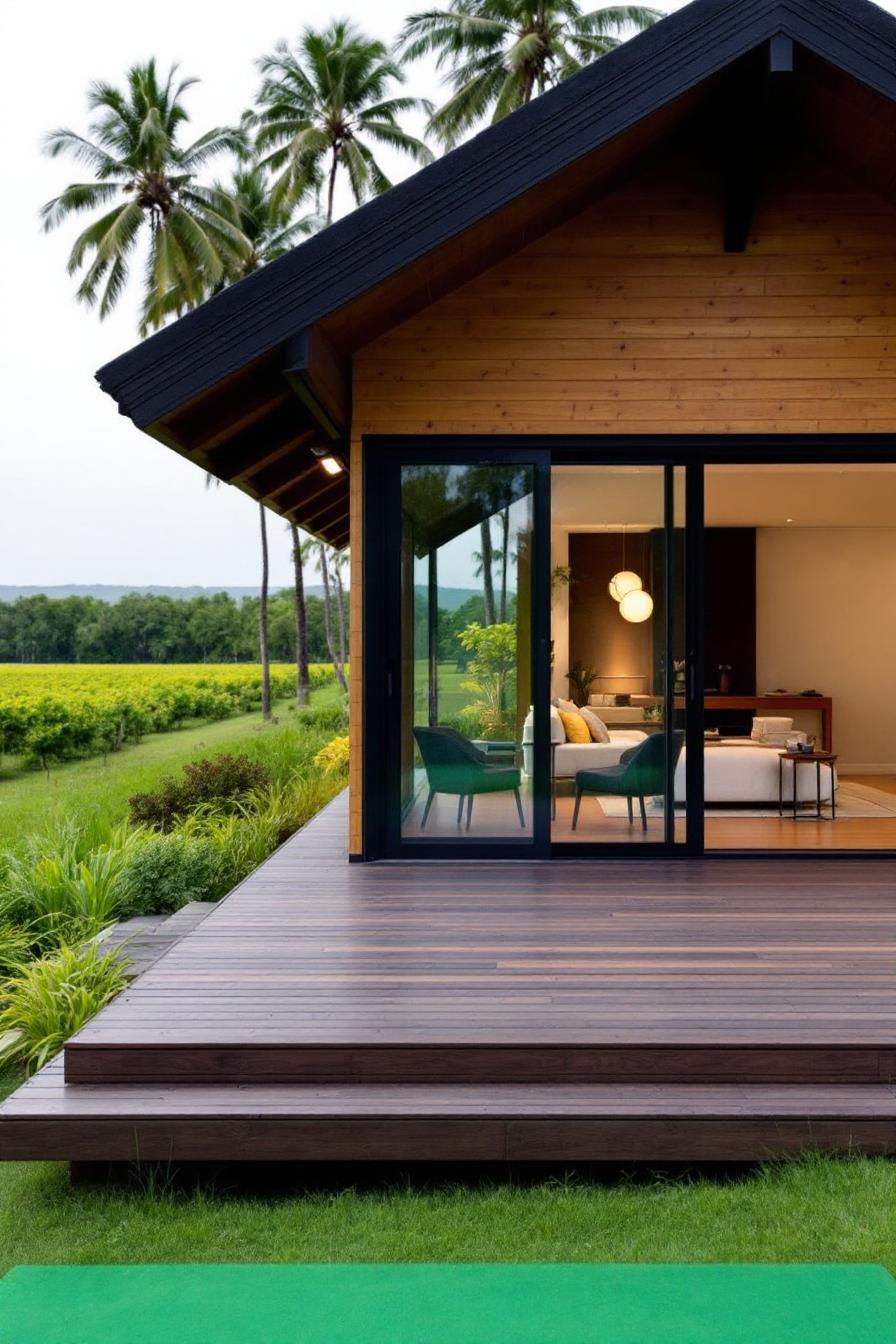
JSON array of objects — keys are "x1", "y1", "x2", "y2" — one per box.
[
  {"x1": 413, "y1": 726, "x2": 525, "y2": 831},
  {"x1": 572, "y1": 730, "x2": 685, "y2": 832}
]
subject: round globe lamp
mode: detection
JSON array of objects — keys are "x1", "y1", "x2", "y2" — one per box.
[
  {"x1": 608, "y1": 570, "x2": 642, "y2": 602},
  {"x1": 619, "y1": 588, "x2": 654, "y2": 623}
]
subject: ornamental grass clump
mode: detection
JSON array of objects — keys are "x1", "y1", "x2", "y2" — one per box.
[
  {"x1": 0, "y1": 941, "x2": 128, "y2": 1074},
  {"x1": 0, "y1": 821, "x2": 140, "y2": 950}
]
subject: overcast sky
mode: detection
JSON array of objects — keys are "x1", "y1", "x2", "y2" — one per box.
[{"x1": 1, "y1": 0, "x2": 886, "y2": 588}]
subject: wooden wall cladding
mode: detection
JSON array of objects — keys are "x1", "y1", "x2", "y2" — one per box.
[{"x1": 352, "y1": 148, "x2": 896, "y2": 438}]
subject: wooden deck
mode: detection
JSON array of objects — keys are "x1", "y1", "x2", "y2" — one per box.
[{"x1": 3, "y1": 791, "x2": 896, "y2": 1163}]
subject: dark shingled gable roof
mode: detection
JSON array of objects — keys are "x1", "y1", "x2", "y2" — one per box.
[{"x1": 96, "y1": 0, "x2": 896, "y2": 431}]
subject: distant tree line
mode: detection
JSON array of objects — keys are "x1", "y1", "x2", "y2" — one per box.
[{"x1": 0, "y1": 592, "x2": 348, "y2": 666}]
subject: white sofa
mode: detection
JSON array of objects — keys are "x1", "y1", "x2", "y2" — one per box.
[
  {"x1": 523, "y1": 710, "x2": 836, "y2": 804},
  {"x1": 675, "y1": 741, "x2": 836, "y2": 804},
  {"x1": 522, "y1": 706, "x2": 647, "y2": 778}
]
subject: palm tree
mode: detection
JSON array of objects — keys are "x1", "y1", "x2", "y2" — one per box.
[
  {"x1": 208, "y1": 161, "x2": 322, "y2": 283},
  {"x1": 473, "y1": 521, "x2": 496, "y2": 625},
  {"x1": 289, "y1": 523, "x2": 311, "y2": 706},
  {"x1": 252, "y1": 21, "x2": 434, "y2": 223},
  {"x1": 398, "y1": 2, "x2": 662, "y2": 146},
  {"x1": 206, "y1": 475, "x2": 272, "y2": 718},
  {"x1": 332, "y1": 550, "x2": 349, "y2": 673},
  {"x1": 257, "y1": 504, "x2": 272, "y2": 720},
  {"x1": 41, "y1": 59, "x2": 249, "y2": 333},
  {"x1": 304, "y1": 539, "x2": 348, "y2": 693}
]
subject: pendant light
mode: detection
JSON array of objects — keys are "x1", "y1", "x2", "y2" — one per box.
[
  {"x1": 609, "y1": 526, "x2": 643, "y2": 602},
  {"x1": 619, "y1": 587, "x2": 654, "y2": 623}
]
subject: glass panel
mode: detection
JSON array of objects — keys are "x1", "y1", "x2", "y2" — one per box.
[
  {"x1": 399, "y1": 463, "x2": 535, "y2": 843},
  {"x1": 704, "y1": 462, "x2": 896, "y2": 853},
  {"x1": 550, "y1": 465, "x2": 681, "y2": 844}
]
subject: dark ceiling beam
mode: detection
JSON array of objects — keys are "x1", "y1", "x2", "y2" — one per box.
[
  {"x1": 282, "y1": 326, "x2": 349, "y2": 441},
  {"x1": 273, "y1": 470, "x2": 346, "y2": 518},
  {"x1": 722, "y1": 36, "x2": 794, "y2": 253},
  {"x1": 201, "y1": 402, "x2": 315, "y2": 482},
  {"x1": 297, "y1": 494, "x2": 350, "y2": 535},
  {"x1": 240, "y1": 436, "x2": 322, "y2": 496}
]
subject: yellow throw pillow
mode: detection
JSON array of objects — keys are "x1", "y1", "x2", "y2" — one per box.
[{"x1": 559, "y1": 710, "x2": 591, "y2": 743}]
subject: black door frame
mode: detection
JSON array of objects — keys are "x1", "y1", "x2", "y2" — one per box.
[{"x1": 362, "y1": 433, "x2": 896, "y2": 862}]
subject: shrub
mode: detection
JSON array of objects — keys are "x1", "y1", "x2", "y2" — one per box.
[
  {"x1": 129, "y1": 752, "x2": 270, "y2": 830},
  {"x1": 0, "y1": 942, "x2": 128, "y2": 1074},
  {"x1": 0, "y1": 822, "x2": 139, "y2": 949},
  {"x1": 120, "y1": 832, "x2": 228, "y2": 915},
  {"x1": 313, "y1": 735, "x2": 350, "y2": 775}
]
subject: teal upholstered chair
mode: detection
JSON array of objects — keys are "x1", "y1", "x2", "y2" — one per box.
[
  {"x1": 572, "y1": 730, "x2": 685, "y2": 832},
  {"x1": 413, "y1": 726, "x2": 525, "y2": 830}
]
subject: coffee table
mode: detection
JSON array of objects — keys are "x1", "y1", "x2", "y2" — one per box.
[{"x1": 778, "y1": 751, "x2": 838, "y2": 820}]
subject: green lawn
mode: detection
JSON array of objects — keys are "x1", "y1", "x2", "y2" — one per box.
[
  {"x1": 0, "y1": 1152, "x2": 893, "y2": 1271},
  {"x1": 0, "y1": 685, "x2": 343, "y2": 841}
]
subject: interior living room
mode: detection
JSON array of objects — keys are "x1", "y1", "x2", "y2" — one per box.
[{"x1": 550, "y1": 462, "x2": 896, "y2": 850}]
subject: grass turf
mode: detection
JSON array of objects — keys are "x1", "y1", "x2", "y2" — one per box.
[
  {"x1": 2, "y1": 1263, "x2": 894, "y2": 1344},
  {"x1": 0, "y1": 685, "x2": 342, "y2": 840},
  {"x1": 0, "y1": 1154, "x2": 895, "y2": 1274}
]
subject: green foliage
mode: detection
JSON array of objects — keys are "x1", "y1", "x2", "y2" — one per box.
[
  {"x1": 120, "y1": 832, "x2": 227, "y2": 914},
  {"x1": 0, "y1": 942, "x2": 128, "y2": 1074},
  {"x1": 41, "y1": 59, "x2": 249, "y2": 333},
  {"x1": 129, "y1": 752, "x2": 271, "y2": 831},
  {"x1": 0, "y1": 664, "x2": 328, "y2": 770},
  {"x1": 0, "y1": 593, "x2": 346, "y2": 666},
  {"x1": 0, "y1": 823, "x2": 139, "y2": 950},
  {"x1": 252, "y1": 21, "x2": 433, "y2": 220},
  {"x1": 313, "y1": 735, "x2": 350, "y2": 775},
  {"x1": 398, "y1": 2, "x2": 661, "y2": 147},
  {"x1": 457, "y1": 621, "x2": 518, "y2": 739}
]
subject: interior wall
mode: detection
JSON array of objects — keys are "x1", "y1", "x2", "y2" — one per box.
[
  {"x1": 757, "y1": 528, "x2": 896, "y2": 770},
  {"x1": 567, "y1": 534, "x2": 653, "y2": 697}
]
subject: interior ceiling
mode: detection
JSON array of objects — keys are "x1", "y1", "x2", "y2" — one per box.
[{"x1": 552, "y1": 465, "x2": 896, "y2": 529}]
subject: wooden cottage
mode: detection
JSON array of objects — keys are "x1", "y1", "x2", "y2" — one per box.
[{"x1": 5, "y1": 0, "x2": 896, "y2": 1166}]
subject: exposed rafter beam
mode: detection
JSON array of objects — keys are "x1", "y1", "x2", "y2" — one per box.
[
  {"x1": 201, "y1": 402, "x2": 314, "y2": 482},
  {"x1": 282, "y1": 327, "x2": 349, "y2": 441},
  {"x1": 722, "y1": 36, "x2": 794, "y2": 253}
]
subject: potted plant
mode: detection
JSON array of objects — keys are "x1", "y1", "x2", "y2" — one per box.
[{"x1": 566, "y1": 661, "x2": 599, "y2": 707}]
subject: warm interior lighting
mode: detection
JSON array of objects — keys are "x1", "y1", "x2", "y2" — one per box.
[
  {"x1": 319, "y1": 455, "x2": 344, "y2": 476},
  {"x1": 619, "y1": 588, "x2": 654, "y2": 623},
  {"x1": 609, "y1": 570, "x2": 642, "y2": 602}
]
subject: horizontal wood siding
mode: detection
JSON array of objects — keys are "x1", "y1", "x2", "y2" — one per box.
[{"x1": 352, "y1": 153, "x2": 896, "y2": 437}]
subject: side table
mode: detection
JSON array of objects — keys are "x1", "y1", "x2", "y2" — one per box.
[{"x1": 778, "y1": 751, "x2": 837, "y2": 820}]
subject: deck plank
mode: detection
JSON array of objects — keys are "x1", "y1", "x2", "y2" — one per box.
[{"x1": 61, "y1": 790, "x2": 896, "y2": 1084}]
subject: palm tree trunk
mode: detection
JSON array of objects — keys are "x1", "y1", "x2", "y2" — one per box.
[
  {"x1": 290, "y1": 523, "x2": 310, "y2": 706},
  {"x1": 326, "y1": 147, "x2": 340, "y2": 225},
  {"x1": 499, "y1": 506, "x2": 509, "y2": 622},
  {"x1": 258, "y1": 503, "x2": 271, "y2": 720},
  {"x1": 480, "y1": 520, "x2": 496, "y2": 626},
  {"x1": 333, "y1": 553, "x2": 348, "y2": 673},
  {"x1": 319, "y1": 543, "x2": 348, "y2": 692}
]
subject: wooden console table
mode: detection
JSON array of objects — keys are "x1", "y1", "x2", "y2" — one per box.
[{"x1": 672, "y1": 696, "x2": 833, "y2": 752}]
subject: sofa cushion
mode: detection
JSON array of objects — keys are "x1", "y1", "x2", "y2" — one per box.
[
  {"x1": 579, "y1": 707, "x2": 610, "y2": 743},
  {"x1": 559, "y1": 710, "x2": 591, "y2": 743}
]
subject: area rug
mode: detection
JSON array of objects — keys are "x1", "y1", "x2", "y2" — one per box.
[
  {"x1": 1, "y1": 1264, "x2": 895, "y2": 1343},
  {"x1": 599, "y1": 781, "x2": 896, "y2": 820}
]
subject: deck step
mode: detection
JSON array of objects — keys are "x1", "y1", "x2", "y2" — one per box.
[
  {"x1": 62, "y1": 1040, "x2": 896, "y2": 1087},
  {"x1": 3, "y1": 1059, "x2": 896, "y2": 1163}
]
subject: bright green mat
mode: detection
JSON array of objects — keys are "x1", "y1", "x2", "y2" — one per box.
[{"x1": 1, "y1": 1264, "x2": 894, "y2": 1343}]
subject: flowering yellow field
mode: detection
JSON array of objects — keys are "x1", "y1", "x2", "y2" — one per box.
[{"x1": 0, "y1": 664, "x2": 333, "y2": 768}]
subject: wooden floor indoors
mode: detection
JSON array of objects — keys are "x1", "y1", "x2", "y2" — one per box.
[{"x1": 2, "y1": 790, "x2": 896, "y2": 1164}]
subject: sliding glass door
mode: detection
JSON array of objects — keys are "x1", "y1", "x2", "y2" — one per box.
[
  {"x1": 549, "y1": 461, "x2": 699, "y2": 851},
  {"x1": 366, "y1": 440, "x2": 702, "y2": 859}
]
